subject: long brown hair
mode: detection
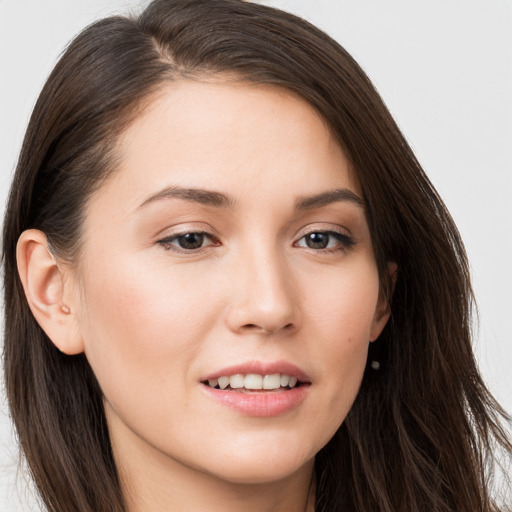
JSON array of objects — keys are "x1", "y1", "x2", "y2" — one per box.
[{"x1": 3, "y1": 1, "x2": 511, "y2": 510}]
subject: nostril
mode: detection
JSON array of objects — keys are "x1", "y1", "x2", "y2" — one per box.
[{"x1": 241, "y1": 322, "x2": 295, "y2": 334}]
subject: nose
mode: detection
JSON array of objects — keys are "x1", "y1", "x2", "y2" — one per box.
[{"x1": 225, "y1": 247, "x2": 301, "y2": 336}]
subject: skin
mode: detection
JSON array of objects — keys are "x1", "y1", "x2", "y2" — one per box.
[{"x1": 18, "y1": 81, "x2": 392, "y2": 512}]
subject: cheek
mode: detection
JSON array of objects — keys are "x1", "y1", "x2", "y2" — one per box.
[
  {"x1": 76, "y1": 255, "x2": 221, "y2": 407},
  {"x1": 301, "y1": 259, "x2": 379, "y2": 427},
  {"x1": 305, "y1": 255, "x2": 380, "y2": 348}
]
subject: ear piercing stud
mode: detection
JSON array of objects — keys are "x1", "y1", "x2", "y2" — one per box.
[
  {"x1": 60, "y1": 305, "x2": 71, "y2": 314},
  {"x1": 368, "y1": 339, "x2": 381, "y2": 371}
]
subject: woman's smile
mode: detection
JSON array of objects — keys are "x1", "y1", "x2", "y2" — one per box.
[{"x1": 199, "y1": 360, "x2": 312, "y2": 417}]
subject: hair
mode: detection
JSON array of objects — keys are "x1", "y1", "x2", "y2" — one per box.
[{"x1": 2, "y1": 1, "x2": 511, "y2": 511}]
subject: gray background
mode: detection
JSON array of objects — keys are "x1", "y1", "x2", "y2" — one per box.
[{"x1": 1, "y1": 0, "x2": 511, "y2": 510}]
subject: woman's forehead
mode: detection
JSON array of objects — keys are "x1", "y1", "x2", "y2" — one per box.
[{"x1": 92, "y1": 79, "x2": 362, "y2": 215}]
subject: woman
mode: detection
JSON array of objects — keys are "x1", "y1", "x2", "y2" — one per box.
[{"x1": 2, "y1": 0, "x2": 511, "y2": 511}]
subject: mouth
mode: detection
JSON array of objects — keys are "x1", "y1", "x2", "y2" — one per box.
[
  {"x1": 200, "y1": 362, "x2": 311, "y2": 417},
  {"x1": 201, "y1": 373, "x2": 305, "y2": 392}
]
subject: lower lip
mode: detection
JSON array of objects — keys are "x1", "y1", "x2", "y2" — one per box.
[{"x1": 201, "y1": 385, "x2": 310, "y2": 417}]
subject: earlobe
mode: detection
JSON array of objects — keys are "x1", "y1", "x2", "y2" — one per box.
[
  {"x1": 370, "y1": 262, "x2": 397, "y2": 342},
  {"x1": 16, "y1": 229, "x2": 84, "y2": 355}
]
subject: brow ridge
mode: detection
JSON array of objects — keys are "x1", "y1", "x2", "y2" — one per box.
[
  {"x1": 295, "y1": 188, "x2": 364, "y2": 210},
  {"x1": 139, "y1": 186, "x2": 236, "y2": 209},
  {"x1": 139, "y1": 186, "x2": 364, "y2": 211}
]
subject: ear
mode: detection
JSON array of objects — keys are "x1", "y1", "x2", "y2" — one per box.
[
  {"x1": 16, "y1": 229, "x2": 84, "y2": 355},
  {"x1": 369, "y1": 262, "x2": 397, "y2": 342}
]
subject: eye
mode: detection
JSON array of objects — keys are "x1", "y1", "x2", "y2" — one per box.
[
  {"x1": 295, "y1": 231, "x2": 355, "y2": 252},
  {"x1": 157, "y1": 231, "x2": 219, "y2": 252}
]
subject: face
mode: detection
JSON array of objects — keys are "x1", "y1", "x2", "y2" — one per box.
[{"x1": 69, "y1": 81, "x2": 390, "y2": 486}]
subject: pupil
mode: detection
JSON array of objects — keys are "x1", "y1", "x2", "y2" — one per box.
[
  {"x1": 179, "y1": 233, "x2": 204, "y2": 249},
  {"x1": 306, "y1": 232, "x2": 329, "y2": 249}
]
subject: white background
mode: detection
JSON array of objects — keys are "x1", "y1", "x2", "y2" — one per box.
[{"x1": 1, "y1": 1, "x2": 511, "y2": 510}]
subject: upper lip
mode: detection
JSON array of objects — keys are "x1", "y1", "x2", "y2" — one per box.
[{"x1": 201, "y1": 360, "x2": 311, "y2": 383}]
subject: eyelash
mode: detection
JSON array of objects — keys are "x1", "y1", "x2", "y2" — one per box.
[
  {"x1": 156, "y1": 229, "x2": 355, "y2": 254},
  {"x1": 294, "y1": 230, "x2": 356, "y2": 253},
  {"x1": 157, "y1": 231, "x2": 221, "y2": 253}
]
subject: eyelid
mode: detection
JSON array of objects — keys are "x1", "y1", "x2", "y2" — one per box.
[
  {"x1": 154, "y1": 222, "x2": 219, "y2": 239},
  {"x1": 157, "y1": 233, "x2": 220, "y2": 254},
  {"x1": 155, "y1": 225, "x2": 221, "y2": 254},
  {"x1": 294, "y1": 223, "x2": 353, "y2": 240}
]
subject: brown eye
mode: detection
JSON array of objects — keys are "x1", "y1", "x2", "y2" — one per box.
[
  {"x1": 304, "y1": 232, "x2": 330, "y2": 249},
  {"x1": 296, "y1": 231, "x2": 355, "y2": 252},
  {"x1": 158, "y1": 231, "x2": 218, "y2": 252},
  {"x1": 176, "y1": 232, "x2": 206, "y2": 250}
]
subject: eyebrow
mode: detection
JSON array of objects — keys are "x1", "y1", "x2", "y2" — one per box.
[
  {"x1": 139, "y1": 186, "x2": 237, "y2": 209},
  {"x1": 138, "y1": 186, "x2": 364, "y2": 210},
  {"x1": 295, "y1": 188, "x2": 364, "y2": 210}
]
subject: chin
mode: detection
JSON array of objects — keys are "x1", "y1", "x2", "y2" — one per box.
[
  {"x1": 193, "y1": 432, "x2": 320, "y2": 485},
  {"x1": 204, "y1": 455, "x2": 314, "y2": 485}
]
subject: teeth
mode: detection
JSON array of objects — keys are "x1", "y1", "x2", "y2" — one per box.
[
  {"x1": 218, "y1": 376, "x2": 230, "y2": 389},
  {"x1": 206, "y1": 373, "x2": 300, "y2": 390},
  {"x1": 229, "y1": 374, "x2": 244, "y2": 388},
  {"x1": 244, "y1": 374, "x2": 263, "y2": 389},
  {"x1": 263, "y1": 374, "x2": 281, "y2": 390}
]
